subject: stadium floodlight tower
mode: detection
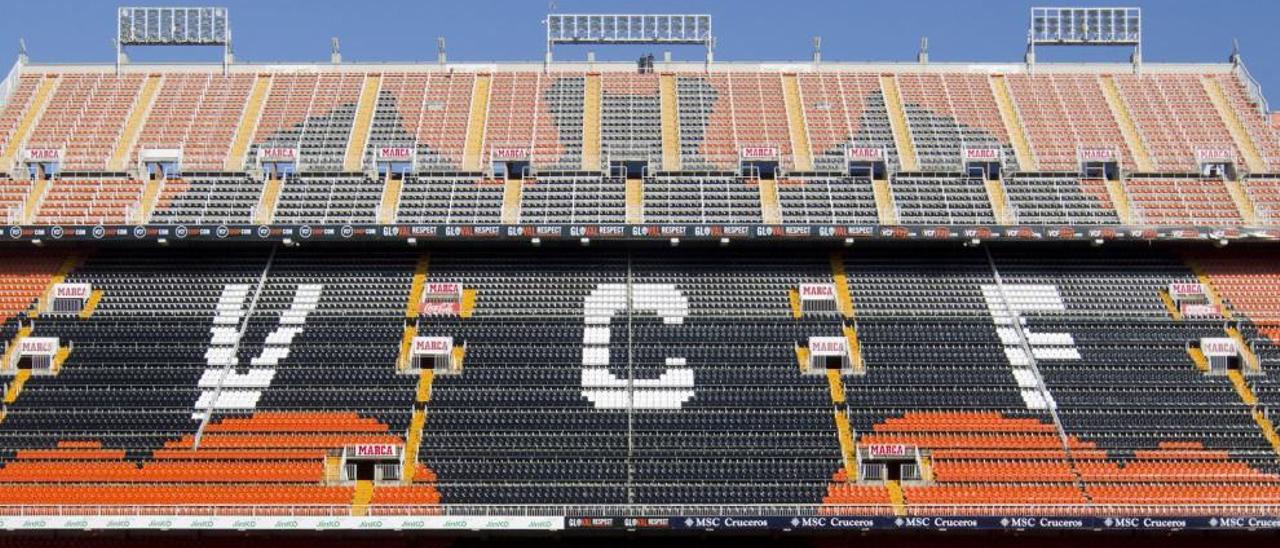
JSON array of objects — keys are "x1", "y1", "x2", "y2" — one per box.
[
  {"x1": 116, "y1": 6, "x2": 232, "y2": 75},
  {"x1": 1027, "y1": 7, "x2": 1141, "y2": 70},
  {"x1": 545, "y1": 14, "x2": 713, "y2": 66}
]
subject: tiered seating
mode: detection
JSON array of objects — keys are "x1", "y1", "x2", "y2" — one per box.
[
  {"x1": 32, "y1": 179, "x2": 144, "y2": 225},
  {"x1": 0, "y1": 75, "x2": 40, "y2": 160},
  {"x1": 149, "y1": 177, "x2": 261, "y2": 224},
  {"x1": 897, "y1": 74, "x2": 1014, "y2": 171},
  {"x1": 1244, "y1": 178, "x2": 1280, "y2": 224},
  {"x1": 796, "y1": 73, "x2": 896, "y2": 171},
  {"x1": 482, "y1": 73, "x2": 560, "y2": 169},
  {"x1": 372, "y1": 72, "x2": 475, "y2": 170},
  {"x1": 26, "y1": 74, "x2": 144, "y2": 171},
  {"x1": 1124, "y1": 178, "x2": 1242, "y2": 226},
  {"x1": 600, "y1": 74, "x2": 661, "y2": 163},
  {"x1": 679, "y1": 74, "x2": 790, "y2": 170},
  {"x1": 131, "y1": 74, "x2": 254, "y2": 171},
  {"x1": 775, "y1": 177, "x2": 879, "y2": 224},
  {"x1": 271, "y1": 176, "x2": 382, "y2": 224},
  {"x1": 890, "y1": 176, "x2": 996, "y2": 224},
  {"x1": 1005, "y1": 74, "x2": 1136, "y2": 172},
  {"x1": 1002, "y1": 176, "x2": 1119, "y2": 225},
  {"x1": 0, "y1": 250, "x2": 66, "y2": 322},
  {"x1": 643, "y1": 176, "x2": 762, "y2": 223},
  {"x1": 250, "y1": 74, "x2": 363, "y2": 170},
  {"x1": 518, "y1": 176, "x2": 625, "y2": 224},
  {"x1": 1191, "y1": 250, "x2": 1280, "y2": 342},
  {"x1": 395, "y1": 176, "x2": 503, "y2": 224},
  {"x1": 1210, "y1": 74, "x2": 1280, "y2": 172},
  {"x1": 1113, "y1": 75, "x2": 1239, "y2": 173},
  {"x1": 0, "y1": 179, "x2": 33, "y2": 224},
  {"x1": 539, "y1": 75, "x2": 585, "y2": 170}
]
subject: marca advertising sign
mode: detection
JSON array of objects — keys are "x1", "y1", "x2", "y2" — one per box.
[
  {"x1": 259, "y1": 147, "x2": 297, "y2": 162},
  {"x1": 1180, "y1": 303, "x2": 1218, "y2": 318},
  {"x1": 425, "y1": 283, "x2": 462, "y2": 298},
  {"x1": 1168, "y1": 282, "x2": 1204, "y2": 300},
  {"x1": 53, "y1": 283, "x2": 91, "y2": 299},
  {"x1": 1079, "y1": 148, "x2": 1117, "y2": 162},
  {"x1": 808, "y1": 336, "x2": 847, "y2": 356},
  {"x1": 17, "y1": 337, "x2": 58, "y2": 356},
  {"x1": 492, "y1": 147, "x2": 530, "y2": 160},
  {"x1": 798, "y1": 284, "x2": 836, "y2": 301},
  {"x1": 1196, "y1": 148, "x2": 1235, "y2": 163},
  {"x1": 376, "y1": 147, "x2": 413, "y2": 162},
  {"x1": 1200, "y1": 337, "x2": 1238, "y2": 357},
  {"x1": 963, "y1": 148, "x2": 1000, "y2": 162},
  {"x1": 23, "y1": 149, "x2": 62, "y2": 162},
  {"x1": 412, "y1": 336, "x2": 452, "y2": 355},
  {"x1": 845, "y1": 147, "x2": 883, "y2": 161},
  {"x1": 740, "y1": 146, "x2": 779, "y2": 160},
  {"x1": 866, "y1": 443, "x2": 912, "y2": 458},
  {"x1": 348, "y1": 444, "x2": 402, "y2": 459}
]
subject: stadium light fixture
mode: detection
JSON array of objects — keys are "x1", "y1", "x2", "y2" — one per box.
[
  {"x1": 116, "y1": 7, "x2": 232, "y2": 74},
  {"x1": 545, "y1": 14, "x2": 713, "y2": 64},
  {"x1": 1027, "y1": 7, "x2": 1141, "y2": 67}
]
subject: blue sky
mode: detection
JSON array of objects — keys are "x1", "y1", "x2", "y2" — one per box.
[{"x1": 2, "y1": 0, "x2": 1278, "y2": 109}]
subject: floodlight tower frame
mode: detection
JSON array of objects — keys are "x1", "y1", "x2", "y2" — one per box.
[
  {"x1": 116, "y1": 6, "x2": 232, "y2": 75},
  {"x1": 1027, "y1": 7, "x2": 1141, "y2": 70},
  {"x1": 544, "y1": 14, "x2": 714, "y2": 66}
]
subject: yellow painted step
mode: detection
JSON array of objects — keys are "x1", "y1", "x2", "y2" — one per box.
[
  {"x1": 134, "y1": 179, "x2": 164, "y2": 224},
  {"x1": 1105, "y1": 180, "x2": 1136, "y2": 225},
  {"x1": 324, "y1": 454, "x2": 343, "y2": 483},
  {"x1": 78, "y1": 289, "x2": 104, "y2": 319},
  {"x1": 110, "y1": 75, "x2": 163, "y2": 172},
  {"x1": 460, "y1": 289, "x2": 477, "y2": 319},
  {"x1": 1157, "y1": 289, "x2": 1183, "y2": 321},
  {"x1": 20, "y1": 178, "x2": 50, "y2": 224},
  {"x1": 1223, "y1": 180, "x2": 1260, "y2": 226},
  {"x1": 405, "y1": 254, "x2": 430, "y2": 318},
  {"x1": 989, "y1": 75, "x2": 1037, "y2": 171},
  {"x1": 826, "y1": 368, "x2": 846, "y2": 404},
  {"x1": 1186, "y1": 260, "x2": 1231, "y2": 320},
  {"x1": 984, "y1": 179, "x2": 1014, "y2": 225},
  {"x1": 833, "y1": 409, "x2": 858, "y2": 482},
  {"x1": 461, "y1": 75, "x2": 491, "y2": 171},
  {"x1": 625, "y1": 178, "x2": 644, "y2": 224},
  {"x1": 582, "y1": 74, "x2": 602, "y2": 172},
  {"x1": 1202, "y1": 77, "x2": 1267, "y2": 174},
  {"x1": 886, "y1": 479, "x2": 907, "y2": 516},
  {"x1": 401, "y1": 408, "x2": 427, "y2": 483},
  {"x1": 795, "y1": 345, "x2": 810, "y2": 372},
  {"x1": 843, "y1": 325, "x2": 865, "y2": 375},
  {"x1": 416, "y1": 369, "x2": 435, "y2": 403},
  {"x1": 3, "y1": 369, "x2": 32, "y2": 404},
  {"x1": 450, "y1": 345, "x2": 466, "y2": 372},
  {"x1": 501, "y1": 180, "x2": 523, "y2": 224},
  {"x1": 787, "y1": 289, "x2": 803, "y2": 319},
  {"x1": 350, "y1": 479, "x2": 375, "y2": 516},
  {"x1": 1227, "y1": 370, "x2": 1258, "y2": 405},
  {"x1": 879, "y1": 75, "x2": 918, "y2": 172},
  {"x1": 918, "y1": 455, "x2": 935, "y2": 482},
  {"x1": 378, "y1": 177, "x2": 403, "y2": 224},
  {"x1": 396, "y1": 324, "x2": 418, "y2": 372},
  {"x1": 828, "y1": 252, "x2": 855, "y2": 319},
  {"x1": 1186, "y1": 345, "x2": 1209, "y2": 373},
  {"x1": 1252, "y1": 410, "x2": 1280, "y2": 457},
  {"x1": 659, "y1": 74, "x2": 681, "y2": 171},
  {"x1": 758, "y1": 179, "x2": 781, "y2": 224},
  {"x1": 51, "y1": 345, "x2": 71, "y2": 374},
  {"x1": 254, "y1": 178, "x2": 283, "y2": 225},
  {"x1": 225, "y1": 75, "x2": 272, "y2": 171},
  {"x1": 781, "y1": 74, "x2": 813, "y2": 172},
  {"x1": 1226, "y1": 326, "x2": 1261, "y2": 374},
  {"x1": 344, "y1": 75, "x2": 382, "y2": 172},
  {"x1": 0, "y1": 76, "x2": 60, "y2": 170},
  {"x1": 872, "y1": 179, "x2": 898, "y2": 225},
  {"x1": 1099, "y1": 76, "x2": 1155, "y2": 172}
]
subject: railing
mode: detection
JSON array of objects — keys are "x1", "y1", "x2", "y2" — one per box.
[
  {"x1": 0, "y1": 503, "x2": 1278, "y2": 518},
  {"x1": 1234, "y1": 60, "x2": 1270, "y2": 119},
  {"x1": 0, "y1": 57, "x2": 24, "y2": 109}
]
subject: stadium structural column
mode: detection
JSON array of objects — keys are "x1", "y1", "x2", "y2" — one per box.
[
  {"x1": 879, "y1": 74, "x2": 918, "y2": 172},
  {"x1": 781, "y1": 74, "x2": 814, "y2": 172},
  {"x1": 109, "y1": 74, "x2": 163, "y2": 172},
  {"x1": 757, "y1": 178, "x2": 782, "y2": 224},
  {"x1": 344, "y1": 74, "x2": 383, "y2": 172},
  {"x1": 0, "y1": 75, "x2": 60, "y2": 173},
  {"x1": 1098, "y1": 75, "x2": 1156, "y2": 172},
  {"x1": 659, "y1": 73, "x2": 681, "y2": 171},
  {"x1": 1201, "y1": 76, "x2": 1268, "y2": 174},
  {"x1": 461, "y1": 75, "x2": 492, "y2": 172},
  {"x1": 582, "y1": 73, "x2": 602, "y2": 171},
  {"x1": 989, "y1": 75, "x2": 1038, "y2": 171},
  {"x1": 224, "y1": 75, "x2": 272, "y2": 171}
]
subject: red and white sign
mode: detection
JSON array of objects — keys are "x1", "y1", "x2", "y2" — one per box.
[
  {"x1": 17, "y1": 337, "x2": 58, "y2": 356},
  {"x1": 963, "y1": 148, "x2": 1000, "y2": 162},
  {"x1": 1079, "y1": 148, "x2": 1116, "y2": 162},
  {"x1": 259, "y1": 147, "x2": 297, "y2": 162},
  {"x1": 808, "y1": 336, "x2": 848, "y2": 356},
  {"x1": 350, "y1": 444, "x2": 402, "y2": 458},
  {"x1": 1196, "y1": 148, "x2": 1235, "y2": 162},
  {"x1": 1168, "y1": 282, "x2": 1205, "y2": 300},
  {"x1": 846, "y1": 147, "x2": 883, "y2": 161},
  {"x1": 412, "y1": 336, "x2": 453, "y2": 356},
  {"x1": 492, "y1": 147, "x2": 530, "y2": 160},
  {"x1": 867, "y1": 443, "x2": 912, "y2": 458},
  {"x1": 425, "y1": 283, "x2": 462, "y2": 297},
  {"x1": 53, "y1": 283, "x2": 91, "y2": 300},
  {"x1": 376, "y1": 146, "x2": 413, "y2": 162},
  {"x1": 740, "y1": 146, "x2": 779, "y2": 160},
  {"x1": 421, "y1": 301, "x2": 461, "y2": 316},
  {"x1": 799, "y1": 283, "x2": 836, "y2": 301},
  {"x1": 1201, "y1": 337, "x2": 1238, "y2": 358},
  {"x1": 1180, "y1": 303, "x2": 1219, "y2": 318},
  {"x1": 23, "y1": 148, "x2": 62, "y2": 162}
]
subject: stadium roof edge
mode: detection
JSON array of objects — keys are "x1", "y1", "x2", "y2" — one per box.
[{"x1": 14, "y1": 60, "x2": 1236, "y2": 75}]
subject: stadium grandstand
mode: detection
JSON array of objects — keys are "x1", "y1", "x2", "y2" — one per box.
[{"x1": 2, "y1": 3, "x2": 1280, "y2": 540}]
